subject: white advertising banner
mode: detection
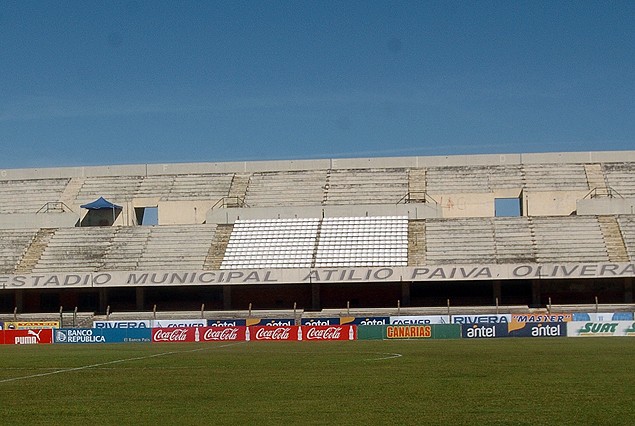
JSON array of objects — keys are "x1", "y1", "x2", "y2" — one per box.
[
  {"x1": 567, "y1": 321, "x2": 635, "y2": 337},
  {"x1": 390, "y1": 315, "x2": 450, "y2": 325}
]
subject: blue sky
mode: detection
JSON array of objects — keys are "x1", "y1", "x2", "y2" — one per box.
[{"x1": 1, "y1": 1, "x2": 633, "y2": 169}]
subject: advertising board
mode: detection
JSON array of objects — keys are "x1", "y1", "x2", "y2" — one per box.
[
  {"x1": 386, "y1": 325, "x2": 433, "y2": 339},
  {"x1": 511, "y1": 314, "x2": 572, "y2": 323},
  {"x1": 152, "y1": 327, "x2": 197, "y2": 343},
  {"x1": 571, "y1": 313, "x2": 634, "y2": 322},
  {"x1": 152, "y1": 319, "x2": 206, "y2": 328},
  {"x1": 198, "y1": 326, "x2": 246, "y2": 342},
  {"x1": 246, "y1": 318, "x2": 295, "y2": 326},
  {"x1": 3, "y1": 321, "x2": 59, "y2": 329},
  {"x1": 462, "y1": 322, "x2": 567, "y2": 338},
  {"x1": 301, "y1": 318, "x2": 339, "y2": 326},
  {"x1": 339, "y1": 317, "x2": 389, "y2": 326},
  {"x1": 567, "y1": 321, "x2": 635, "y2": 337},
  {"x1": 2, "y1": 329, "x2": 53, "y2": 345},
  {"x1": 301, "y1": 325, "x2": 355, "y2": 341},
  {"x1": 390, "y1": 315, "x2": 450, "y2": 325},
  {"x1": 249, "y1": 326, "x2": 299, "y2": 341},
  {"x1": 55, "y1": 328, "x2": 152, "y2": 343},
  {"x1": 452, "y1": 314, "x2": 511, "y2": 324},
  {"x1": 207, "y1": 319, "x2": 247, "y2": 327},
  {"x1": 93, "y1": 320, "x2": 152, "y2": 329}
]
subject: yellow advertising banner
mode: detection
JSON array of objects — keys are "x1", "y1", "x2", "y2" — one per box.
[{"x1": 3, "y1": 321, "x2": 60, "y2": 330}]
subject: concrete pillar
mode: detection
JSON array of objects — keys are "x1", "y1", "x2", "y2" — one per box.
[
  {"x1": 493, "y1": 280, "x2": 502, "y2": 305},
  {"x1": 625, "y1": 278, "x2": 633, "y2": 303},
  {"x1": 223, "y1": 285, "x2": 232, "y2": 310},
  {"x1": 401, "y1": 282, "x2": 411, "y2": 307},
  {"x1": 135, "y1": 287, "x2": 145, "y2": 311},
  {"x1": 98, "y1": 288, "x2": 108, "y2": 314},
  {"x1": 531, "y1": 279, "x2": 541, "y2": 307},
  {"x1": 14, "y1": 290, "x2": 24, "y2": 312},
  {"x1": 311, "y1": 283, "x2": 321, "y2": 311}
]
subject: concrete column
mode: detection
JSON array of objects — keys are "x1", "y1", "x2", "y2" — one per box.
[
  {"x1": 311, "y1": 283, "x2": 321, "y2": 311},
  {"x1": 625, "y1": 278, "x2": 633, "y2": 303},
  {"x1": 14, "y1": 290, "x2": 24, "y2": 312},
  {"x1": 531, "y1": 280, "x2": 541, "y2": 307},
  {"x1": 223, "y1": 285, "x2": 232, "y2": 310},
  {"x1": 98, "y1": 288, "x2": 108, "y2": 314},
  {"x1": 401, "y1": 282, "x2": 411, "y2": 307},
  {"x1": 135, "y1": 287, "x2": 145, "y2": 311},
  {"x1": 493, "y1": 280, "x2": 502, "y2": 305}
]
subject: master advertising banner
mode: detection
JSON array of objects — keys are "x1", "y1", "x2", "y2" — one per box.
[
  {"x1": 567, "y1": 321, "x2": 635, "y2": 337},
  {"x1": 1, "y1": 329, "x2": 53, "y2": 345},
  {"x1": 3, "y1": 321, "x2": 59, "y2": 329},
  {"x1": 301, "y1": 325, "x2": 356, "y2": 341}
]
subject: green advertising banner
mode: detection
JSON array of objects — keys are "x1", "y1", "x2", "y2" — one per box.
[{"x1": 357, "y1": 324, "x2": 461, "y2": 340}]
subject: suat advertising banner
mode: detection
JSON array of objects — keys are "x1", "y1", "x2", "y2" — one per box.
[
  {"x1": 93, "y1": 320, "x2": 152, "y2": 329},
  {"x1": 2, "y1": 329, "x2": 53, "y2": 345},
  {"x1": 339, "y1": 317, "x2": 390, "y2": 326},
  {"x1": 249, "y1": 326, "x2": 300, "y2": 341},
  {"x1": 451, "y1": 314, "x2": 512, "y2": 324},
  {"x1": 390, "y1": 315, "x2": 450, "y2": 325},
  {"x1": 301, "y1": 318, "x2": 340, "y2": 326},
  {"x1": 55, "y1": 328, "x2": 152, "y2": 344},
  {"x1": 3, "y1": 321, "x2": 59, "y2": 330},
  {"x1": 462, "y1": 322, "x2": 567, "y2": 338},
  {"x1": 301, "y1": 325, "x2": 356, "y2": 341},
  {"x1": 571, "y1": 313, "x2": 634, "y2": 322},
  {"x1": 246, "y1": 318, "x2": 295, "y2": 326},
  {"x1": 567, "y1": 321, "x2": 635, "y2": 337},
  {"x1": 207, "y1": 319, "x2": 247, "y2": 327}
]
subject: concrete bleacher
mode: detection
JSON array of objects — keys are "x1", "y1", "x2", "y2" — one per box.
[
  {"x1": 532, "y1": 216, "x2": 609, "y2": 263},
  {"x1": 425, "y1": 218, "x2": 498, "y2": 264},
  {"x1": 323, "y1": 168, "x2": 408, "y2": 205},
  {"x1": 244, "y1": 170, "x2": 327, "y2": 207},
  {"x1": 136, "y1": 225, "x2": 218, "y2": 270},
  {"x1": 523, "y1": 163, "x2": 590, "y2": 191},
  {"x1": 0, "y1": 178, "x2": 70, "y2": 213},
  {"x1": 617, "y1": 216, "x2": 635, "y2": 261},
  {"x1": 101, "y1": 226, "x2": 152, "y2": 270},
  {"x1": 75, "y1": 176, "x2": 143, "y2": 203},
  {"x1": 425, "y1": 165, "x2": 524, "y2": 193},
  {"x1": 164, "y1": 174, "x2": 233, "y2": 201},
  {"x1": 603, "y1": 163, "x2": 635, "y2": 197},
  {"x1": 0, "y1": 229, "x2": 39, "y2": 274}
]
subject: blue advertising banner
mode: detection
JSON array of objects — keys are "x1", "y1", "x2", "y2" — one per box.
[
  {"x1": 55, "y1": 328, "x2": 151, "y2": 344},
  {"x1": 339, "y1": 316, "x2": 390, "y2": 326},
  {"x1": 207, "y1": 319, "x2": 247, "y2": 327},
  {"x1": 572, "y1": 312, "x2": 634, "y2": 321},
  {"x1": 301, "y1": 318, "x2": 340, "y2": 326},
  {"x1": 246, "y1": 318, "x2": 295, "y2": 326}
]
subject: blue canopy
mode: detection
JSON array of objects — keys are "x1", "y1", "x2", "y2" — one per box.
[{"x1": 80, "y1": 197, "x2": 122, "y2": 210}]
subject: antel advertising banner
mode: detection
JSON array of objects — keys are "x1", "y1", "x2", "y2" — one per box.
[
  {"x1": 1, "y1": 329, "x2": 53, "y2": 345},
  {"x1": 246, "y1": 318, "x2": 295, "y2": 327},
  {"x1": 207, "y1": 319, "x2": 247, "y2": 327},
  {"x1": 301, "y1": 318, "x2": 340, "y2": 326},
  {"x1": 339, "y1": 316, "x2": 389, "y2": 326},
  {"x1": 567, "y1": 321, "x2": 635, "y2": 337},
  {"x1": 462, "y1": 322, "x2": 567, "y2": 338}
]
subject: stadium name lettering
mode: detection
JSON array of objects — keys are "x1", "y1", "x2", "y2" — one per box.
[
  {"x1": 126, "y1": 271, "x2": 277, "y2": 285},
  {"x1": 303, "y1": 268, "x2": 394, "y2": 282},
  {"x1": 410, "y1": 267, "x2": 492, "y2": 280},
  {"x1": 512, "y1": 263, "x2": 635, "y2": 278}
]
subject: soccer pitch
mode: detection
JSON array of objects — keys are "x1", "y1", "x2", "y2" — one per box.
[{"x1": 1, "y1": 339, "x2": 634, "y2": 425}]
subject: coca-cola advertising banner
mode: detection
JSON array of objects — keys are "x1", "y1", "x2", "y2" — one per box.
[
  {"x1": 152, "y1": 327, "x2": 198, "y2": 343},
  {"x1": 301, "y1": 325, "x2": 356, "y2": 341},
  {"x1": 250, "y1": 326, "x2": 299, "y2": 341},
  {"x1": 1, "y1": 329, "x2": 53, "y2": 345},
  {"x1": 152, "y1": 327, "x2": 246, "y2": 343}
]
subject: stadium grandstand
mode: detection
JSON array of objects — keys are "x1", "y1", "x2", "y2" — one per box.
[{"x1": 1, "y1": 150, "x2": 635, "y2": 323}]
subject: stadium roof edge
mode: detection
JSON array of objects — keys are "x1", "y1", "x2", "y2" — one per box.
[{"x1": 1, "y1": 150, "x2": 634, "y2": 181}]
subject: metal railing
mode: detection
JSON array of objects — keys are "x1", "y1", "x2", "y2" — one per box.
[{"x1": 397, "y1": 191, "x2": 438, "y2": 205}]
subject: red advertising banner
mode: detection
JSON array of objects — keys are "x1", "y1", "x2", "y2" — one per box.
[
  {"x1": 301, "y1": 325, "x2": 356, "y2": 341},
  {"x1": 249, "y1": 326, "x2": 299, "y2": 341},
  {"x1": 152, "y1": 327, "x2": 197, "y2": 343},
  {"x1": 199, "y1": 326, "x2": 246, "y2": 342},
  {"x1": 2, "y1": 329, "x2": 53, "y2": 345}
]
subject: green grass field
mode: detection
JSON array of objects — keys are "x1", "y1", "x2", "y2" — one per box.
[{"x1": 1, "y1": 339, "x2": 634, "y2": 425}]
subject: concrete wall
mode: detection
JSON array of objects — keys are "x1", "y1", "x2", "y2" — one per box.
[
  {"x1": 2, "y1": 150, "x2": 634, "y2": 181},
  {"x1": 0, "y1": 213, "x2": 79, "y2": 229},
  {"x1": 524, "y1": 191, "x2": 588, "y2": 216},
  {"x1": 577, "y1": 198, "x2": 635, "y2": 215},
  {"x1": 206, "y1": 203, "x2": 441, "y2": 224}
]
